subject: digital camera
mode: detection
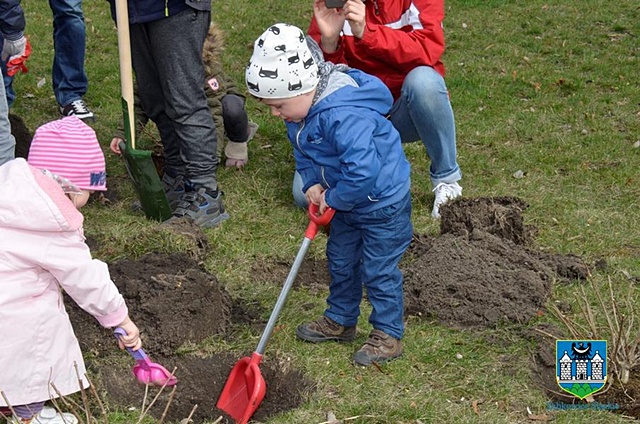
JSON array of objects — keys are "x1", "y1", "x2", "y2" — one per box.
[{"x1": 325, "y1": 0, "x2": 347, "y2": 8}]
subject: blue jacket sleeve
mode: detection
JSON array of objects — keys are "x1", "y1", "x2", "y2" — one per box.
[{"x1": 0, "y1": 0, "x2": 25, "y2": 41}]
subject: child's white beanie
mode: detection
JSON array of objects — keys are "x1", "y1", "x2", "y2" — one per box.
[{"x1": 245, "y1": 23, "x2": 319, "y2": 99}]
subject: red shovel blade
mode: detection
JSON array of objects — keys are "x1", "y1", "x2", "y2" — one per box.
[{"x1": 217, "y1": 352, "x2": 265, "y2": 424}]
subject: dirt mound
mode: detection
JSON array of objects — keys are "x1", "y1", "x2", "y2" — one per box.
[
  {"x1": 67, "y1": 253, "x2": 231, "y2": 356},
  {"x1": 403, "y1": 230, "x2": 554, "y2": 327},
  {"x1": 403, "y1": 197, "x2": 589, "y2": 328},
  {"x1": 440, "y1": 196, "x2": 534, "y2": 245}
]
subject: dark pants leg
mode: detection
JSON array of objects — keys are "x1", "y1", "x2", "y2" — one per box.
[
  {"x1": 130, "y1": 9, "x2": 219, "y2": 191},
  {"x1": 221, "y1": 94, "x2": 249, "y2": 143}
]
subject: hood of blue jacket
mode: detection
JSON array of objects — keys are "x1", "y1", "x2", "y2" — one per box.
[{"x1": 286, "y1": 69, "x2": 410, "y2": 213}]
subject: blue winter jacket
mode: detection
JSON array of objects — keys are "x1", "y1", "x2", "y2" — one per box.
[
  {"x1": 0, "y1": 0, "x2": 25, "y2": 41},
  {"x1": 287, "y1": 69, "x2": 410, "y2": 214},
  {"x1": 107, "y1": 0, "x2": 210, "y2": 24}
]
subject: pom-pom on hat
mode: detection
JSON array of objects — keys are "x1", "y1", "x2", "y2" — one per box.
[
  {"x1": 245, "y1": 23, "x2": 319, "y2": 99},
  {"x1": 28, "y1": 116, "x2": 107, "y2": 191}
]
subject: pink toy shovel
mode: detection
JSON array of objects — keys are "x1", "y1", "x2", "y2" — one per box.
[{"x1": 114, "y1": 327, "x2": 178, "y2": 386}]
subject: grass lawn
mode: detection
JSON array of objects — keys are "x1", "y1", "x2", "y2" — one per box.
[{"x1": 9, "y1": 1, "x2": 639, "y2": 423}]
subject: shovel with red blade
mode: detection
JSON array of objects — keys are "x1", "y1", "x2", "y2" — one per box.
[{"x1": 217, "y1": 203, "x2": 335, "y2": 423}]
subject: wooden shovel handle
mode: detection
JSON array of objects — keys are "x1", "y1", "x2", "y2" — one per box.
[{"x1": 115, "y1": 0, "x2": 136, "y2": 150}]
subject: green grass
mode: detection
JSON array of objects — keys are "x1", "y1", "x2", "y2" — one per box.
[{"x1": 11, "y1": 1, "x2": 640, "y2": 423}]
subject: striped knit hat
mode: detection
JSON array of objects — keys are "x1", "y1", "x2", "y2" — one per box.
[{"x1": 28, "y1": 116, "x2": 107, "y2": 191}]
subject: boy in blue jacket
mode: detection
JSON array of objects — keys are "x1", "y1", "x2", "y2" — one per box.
[{"x1": 246, "y1": 23, "x2": 413, "y2": 366}]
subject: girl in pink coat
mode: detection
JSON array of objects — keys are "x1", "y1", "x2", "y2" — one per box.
[{"x1": 0, "y1": 116, "x2": 142, "y2": 424}]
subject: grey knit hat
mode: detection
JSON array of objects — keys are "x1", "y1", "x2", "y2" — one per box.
[{"x1": 245, "y1": 23, "x2": 319, "y2": 99}]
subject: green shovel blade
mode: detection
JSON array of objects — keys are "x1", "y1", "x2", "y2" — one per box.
[
  {"x1": 119, "y1": 95, "x2": 172, "y2": 221},
  {"x1": 119, "y1": 140, "x2": 172, "y2": 221}
]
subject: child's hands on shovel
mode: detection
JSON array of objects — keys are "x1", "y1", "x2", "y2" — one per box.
[
  {"x1": 110, "y1": 137, "x2": 124, "y2": 155},
  {"x1": 115, "y1": 316, "x2": 142, "y2": 351}
]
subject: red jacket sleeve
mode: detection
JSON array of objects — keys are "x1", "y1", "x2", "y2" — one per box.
[{"x1": 309, "y1": 0, "x2": 446, "y2": 79}]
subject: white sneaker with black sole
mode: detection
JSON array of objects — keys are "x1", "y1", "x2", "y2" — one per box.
[{"x1": 59, "y1": 99, "x2": 95, "y2": 122}]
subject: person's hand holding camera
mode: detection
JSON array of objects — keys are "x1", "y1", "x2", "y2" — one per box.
[
  {"x1": 315, "y1": 0, "x2": 367, "y2": 53},
  {"x1": 342, "y1": 0, "x2": 366, "y2": 39},
  {"x1": 314, "y1": 0, "x2": 346, "y2": 52}
]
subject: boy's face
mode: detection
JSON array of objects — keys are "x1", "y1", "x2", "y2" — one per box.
[{"x1": 260, "y1": 91, "x2": 315, "y2": 123}]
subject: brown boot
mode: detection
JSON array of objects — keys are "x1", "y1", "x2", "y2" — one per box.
[
  {"x1": 296, "y1": 315, "x2": 356, "y2": 343},
  {"x1": 353, "y1": 329, "x2": 402, "y2": 366}
]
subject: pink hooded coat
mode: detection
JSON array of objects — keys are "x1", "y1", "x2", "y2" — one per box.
[{"x1": 0, "y1": 158, "x2": 128, "y2": 407}]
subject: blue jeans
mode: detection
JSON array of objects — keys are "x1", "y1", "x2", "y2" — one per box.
[
  {"x1": 389, "y1": 66, "x2": 461, "y2": 185},
  {"x1": 0, "y1": 56, "x2": 15, "y2": 108},
  {"x1": 292, "y1": 66, "x2": 461, "y2": 208},
  {"x1": 324, "y1": 191, "x2": 412, "y2": 340},
  {"x1": 49, "y1": 0, "x2": 87, "y2": 107},
  {"x1": 0, "y1": 32, "x2": 16, "y2": 107},
  {"x1": 0, "y1": 71, "x2": 16, "y2": 166}
]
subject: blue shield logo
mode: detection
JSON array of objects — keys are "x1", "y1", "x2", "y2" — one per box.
[{"x1": 556, "y1": 340, "x2": 607, "y2": 399}]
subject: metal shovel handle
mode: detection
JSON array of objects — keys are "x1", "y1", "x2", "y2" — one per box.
[{"x1": 255, "y1": 205, "x2": 335, "y2": 355}]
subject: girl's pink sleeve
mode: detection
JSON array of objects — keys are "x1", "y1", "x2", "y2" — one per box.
[{"x1": 41, "y1": 232, "x2": 128, "y2": 328}]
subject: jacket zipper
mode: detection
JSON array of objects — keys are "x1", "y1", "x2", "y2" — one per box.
[
  {"x1": 295, "y1": 119, "x2": 307, "y2": 156},
  {"x1": 295, "y1": 120, "x2": 331, "y2": 188}
]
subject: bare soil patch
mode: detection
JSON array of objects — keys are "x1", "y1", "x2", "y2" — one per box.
[{"x1": 402, "y1": 197, "x2": 589, "y2": 328}]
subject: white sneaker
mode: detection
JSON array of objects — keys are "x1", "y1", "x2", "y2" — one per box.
[
  {"x1": 8, "y1": 406, "x2": 78, "y2": 424},
  {"x1": 59, "y1": 99, "x2": 95, "y2": 122},
  {"x1": 431, "y1": 181, "x2": 462, "y2": 219}
]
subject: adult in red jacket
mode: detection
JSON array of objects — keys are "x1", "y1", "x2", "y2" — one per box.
[{"x1": 307, "y1": 0, "x2": 462, "y2": 218}]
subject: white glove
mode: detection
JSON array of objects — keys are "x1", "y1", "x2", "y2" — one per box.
[{"x1": 2, "y1": 36, "x2": 27, "y2": 62}]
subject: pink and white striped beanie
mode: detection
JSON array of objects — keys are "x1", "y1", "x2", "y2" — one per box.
[{"x1": 28, "y1": 116, "x2": 107, "y2": 191}]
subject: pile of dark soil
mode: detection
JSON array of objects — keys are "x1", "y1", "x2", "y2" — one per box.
[
  {"x1": 404, "y1": 197, "x2": 589, "y2": 329},
  {"x1": 66, "y1": 253, "x2": 231, "y2": 357},
  {"x1": 403, "y1": 229, "x2": 555, "y2": 327}
]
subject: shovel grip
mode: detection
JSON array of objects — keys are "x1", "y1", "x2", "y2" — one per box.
[
  {"x1": 306, "y1": 203, "x2": 335, "y2": 239},
  {"x1": 114, "y1": 327, "x2": 148, "y2": 361}
]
